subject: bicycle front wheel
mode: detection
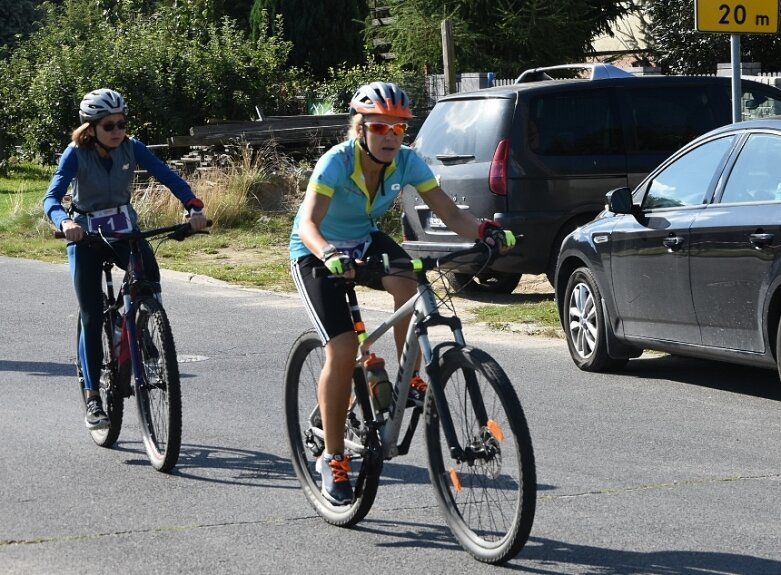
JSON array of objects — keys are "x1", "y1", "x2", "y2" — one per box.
[
  {"x1": 284, "y1": 329, "x2": 381, "y2": 526},
  {"x1": 76, "y1": 298, "x2": 123, "y2": 448},
  {"x1": 134, "y1": 296, "x2": 181, "y2": 472},
  {"x1": 425, "y1": 346, "x2": 536, "y2": 564}
]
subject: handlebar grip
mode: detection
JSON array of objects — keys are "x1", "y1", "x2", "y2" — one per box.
[{"x1": 311, "y1": 254, "x2": 389, "y2": 279}]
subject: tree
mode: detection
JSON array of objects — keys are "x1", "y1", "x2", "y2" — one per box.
[
  {"x1": 0, "y1": 0, "x2": 298, "y2": 161},
  {"x1": 366, "y1": 0, "x2": 636, "y2": 77},
  {"x1": 250, "y1": 0, "x2": 367, "y2": 78},
  {"x1": 645, "y1": 0, "x2": 781, "y2": 74},
  {"x1": 0, "y1": 0, "x2": 40, "y2": 58}
]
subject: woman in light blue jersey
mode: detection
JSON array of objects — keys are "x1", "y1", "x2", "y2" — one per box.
[
  {"x1": 288, "y1": 81, "x2": 514, "y2": 505},
  {"x1": 43, "y1": 88, "x2": 208, "y2": 431}
]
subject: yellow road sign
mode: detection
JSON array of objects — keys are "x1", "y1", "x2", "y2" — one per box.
[{"x1": 696, "y1": 0, "x2": 779, "y2": 33}]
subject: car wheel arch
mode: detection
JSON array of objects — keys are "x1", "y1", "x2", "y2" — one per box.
[{"x1": 547, "y1": 213, "x2": 599, "y2": 287}]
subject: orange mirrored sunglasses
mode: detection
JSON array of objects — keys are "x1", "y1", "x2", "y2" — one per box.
[{"x1": 364, "y1": 122, "x2": 408, "y2": 136}]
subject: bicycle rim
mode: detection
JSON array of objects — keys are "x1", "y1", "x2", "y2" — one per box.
[
  {"x1": 134, "y1": 296, "x2": 181, "y2": 472},
  {"x1": 425, "y1": 346, "x2": 536, "y2": 564},
  {"x1": 76, "y1": 300, "x2": 123, "y2": 448},
  {"x1": 284, "y1": 329, "x2": 381, "y2": 526}
]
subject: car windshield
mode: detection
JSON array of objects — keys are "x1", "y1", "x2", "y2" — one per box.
[{"x1": 414, "y1": 97, "x2": 513, "y2": 163}]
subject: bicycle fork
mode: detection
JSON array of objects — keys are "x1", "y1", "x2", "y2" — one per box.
[{"x1": 417, "y1": 320, "x2": 494, "y2": 468}]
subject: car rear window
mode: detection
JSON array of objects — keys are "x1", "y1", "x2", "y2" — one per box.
[{"x1": 413, "y1": 97, "x2": 513, "y2": 163}]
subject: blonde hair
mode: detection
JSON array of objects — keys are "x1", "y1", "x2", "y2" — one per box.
[
  {"x1": 348, "y1": 113, "x2": 363, "y2": 139},
  {"x1": 72, "y1": 123, "x2": 95, "y2": 147}
]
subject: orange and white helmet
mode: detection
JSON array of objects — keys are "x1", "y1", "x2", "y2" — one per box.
[{"x1": 349, "y1": 82, "x2": 413, "y2": 119}]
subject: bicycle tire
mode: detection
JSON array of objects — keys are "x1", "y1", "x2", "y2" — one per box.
[
  {"x1": 76, "y1": 295, "x2": 123, "y2": 447},
  {"x1": 284, "y1": 329, "x2": 382, "y2": 526},
  {"x1": 133, "y1": 295, "x2": 181, "y2": 472},
  {"x1": 424, "y1": 346, "x2": 536, "y2": 564}
]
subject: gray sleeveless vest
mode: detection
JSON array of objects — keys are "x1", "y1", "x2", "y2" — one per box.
[{"x1": 70, "y1": 138, "x2": 139, "y2": 227}]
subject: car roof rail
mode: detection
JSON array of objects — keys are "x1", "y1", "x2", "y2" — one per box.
[{"x1": 515, "y1": 63, "x2": 635, "y2": 83}]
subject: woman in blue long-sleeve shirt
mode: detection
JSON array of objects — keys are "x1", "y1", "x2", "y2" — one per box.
[{"x1": 43, "y1": 88, "x2": 208, "y2": 430}]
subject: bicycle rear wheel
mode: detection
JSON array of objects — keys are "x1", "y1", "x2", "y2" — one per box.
[
  {"x1": 424, "y1": 346, "x2": 536, "y2": 564},
  {"x1": 76, "y1": 296, "x2": 123, "y2": 447},
  {"x1": 284, "y1": 329, "x2": 382, "y2": 526},
  {"x1": 133, "y1": 296, "x2": 181, "y2": 472}
]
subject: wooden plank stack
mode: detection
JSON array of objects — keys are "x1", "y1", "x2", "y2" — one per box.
[{"x1": 167, "y1": 114, "x2": 352, "y2": 148}]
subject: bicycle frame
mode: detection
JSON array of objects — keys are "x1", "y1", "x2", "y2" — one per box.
[
  {"x1": 100, "y1": 237, "x2": 162, "y2": 394},
  {"x1": 335, "y1": 266, "x2": 481, "y2": 463}
]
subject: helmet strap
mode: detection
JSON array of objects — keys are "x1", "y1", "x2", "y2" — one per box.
[{"x1": 359, "y1": 123, "x2": 392, "y2": 168}]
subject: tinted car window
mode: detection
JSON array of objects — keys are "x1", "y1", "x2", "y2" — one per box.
[
  {"x1": 413, "y1": 98, "x2": 513, "y2": 163},
  {"x1": 721, "y1": 133, "x2": 781, "y2": 203},
  {"x1": 643, "y1": 136, "x2": 734, "y2": 209},
  {"x1": 742, "y1": 86, "x2": 781, "y2": 119},
  {"x1": 627, "y1": 87, "x2": 719, "y2": 152},
  {"x1": 528, "y1": 89, "x2": 622, "y2": 155}
]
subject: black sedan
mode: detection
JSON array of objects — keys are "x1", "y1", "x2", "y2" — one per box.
[{"x1": 555, "y1": 117, "x2": 781, "y2": 378}]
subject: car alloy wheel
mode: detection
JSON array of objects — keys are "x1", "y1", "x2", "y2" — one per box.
[{"x1": 567, "y1": 279, "x2": 597, "y2": 359}]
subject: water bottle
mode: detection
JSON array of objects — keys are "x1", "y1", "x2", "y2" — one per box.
[{"x1": 364, "y1": 353, "x2": 392, "y2": 412}]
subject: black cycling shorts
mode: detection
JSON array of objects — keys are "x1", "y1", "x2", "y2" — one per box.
[{"x1": 290, "y1": 231, "x2": 410, "y2": 343}]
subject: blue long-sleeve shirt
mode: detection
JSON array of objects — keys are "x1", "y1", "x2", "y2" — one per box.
[{"x1": 43, "y1": 137, "x2": 196, "y2": 230}]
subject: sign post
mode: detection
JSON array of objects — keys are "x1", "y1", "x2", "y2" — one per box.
[{"x1": 695, "y1": 0, "x2": 780, "y2": 122}]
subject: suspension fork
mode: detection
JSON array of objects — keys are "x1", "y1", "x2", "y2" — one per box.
[{"x1": 425, "y1": 340, "x2": 489, "y2": 464}]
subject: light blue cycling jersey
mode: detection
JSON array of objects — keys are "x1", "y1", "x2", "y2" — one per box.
[{"x1": 289, "y1": 138, "x2": 438, "y2": 259}]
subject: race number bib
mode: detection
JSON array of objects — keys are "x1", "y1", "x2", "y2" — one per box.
[
  {"x1": 87, "y1": 205, "x2": 132, "y2": 233},
  {"x1": 332, "y1": 235, "x2": 372, "y2": 260}
]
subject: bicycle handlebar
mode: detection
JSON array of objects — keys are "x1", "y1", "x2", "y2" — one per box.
[
  {"x1": 312, "y1": 239, "x2": 510, "y2": 280},
  {"x1": 53, "y1": 220, "x2": 213, "y2": 242}
]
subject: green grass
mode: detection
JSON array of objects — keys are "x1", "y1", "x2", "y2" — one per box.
[
  {"x1": 0, "y1": 160, "x2": 561, "y2": 334},
  {"x1": 471, "y1": 299, "x2": 562, "y2": 338}
]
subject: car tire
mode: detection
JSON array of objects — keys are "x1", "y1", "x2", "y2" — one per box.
[
  {"x1": 447, "y1": 271, "x2": 521, "y2": 294},
  {"x1": 775, "y1": 321, "x2": 781, "y2": 382},
  {"x1": 563, "y1": 267, "x2": 628, "y2": 372}
]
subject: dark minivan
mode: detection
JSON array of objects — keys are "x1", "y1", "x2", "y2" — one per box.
[{"x1": 401, "y1": 63, "x2": 781, "y2": 293}]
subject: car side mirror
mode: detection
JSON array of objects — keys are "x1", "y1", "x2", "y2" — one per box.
[{"x1": 606, "y1": 187, "x2": 634, "y2": 214}]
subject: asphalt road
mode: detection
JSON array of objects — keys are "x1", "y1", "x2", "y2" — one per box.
[{"x1": 1, "y1": 255, "x2": 780, "y2": 574}]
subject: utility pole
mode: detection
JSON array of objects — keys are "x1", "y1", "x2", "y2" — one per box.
[{"x1": 441, "y1": 19, "x2": 456, "y2": 95}]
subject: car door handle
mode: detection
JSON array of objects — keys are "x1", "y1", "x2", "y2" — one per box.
[
  {"x1": 749, "y1": 233, "x2": 774, "y2": 249},
  {"x1": 663, "y1": 235, "x2": 685, "y2": 251}
]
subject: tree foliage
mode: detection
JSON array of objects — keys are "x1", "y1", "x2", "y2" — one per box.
[
  {"x1": 646, "y1": 0, "x2": 781, "y2": 74},
  {"x1": 0, "y1": 0, "x2": 41, "y2": 58},
  {"x1": 0, "y1": 0, "x2": 298, "y2": 162},
  {"x1": 367, "y1": 0, "x2": 635, "y2": 77},
  {"x1": 250, "y1": 0, "x2": 367, "y2": 78}
]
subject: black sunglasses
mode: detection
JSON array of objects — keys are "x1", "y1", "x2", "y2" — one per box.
[{"x1": 98, "y1": 120, "x2": 128, "y2": 132}]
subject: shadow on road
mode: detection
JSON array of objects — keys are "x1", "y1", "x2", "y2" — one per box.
[
  {"x1": 0, "y1": 359, "x2": 73, "y2": 377},
  {"x1": 350, "y1": 523, "x2": 781, "y2": 574},
  {"x1": 111, "y1": 442, "x2": 300, "y2": 487},
  {"x1": 620, "y1": 355, "x2": 781, "y2": 401}
]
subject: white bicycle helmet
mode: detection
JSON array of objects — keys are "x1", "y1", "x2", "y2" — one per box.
[
  {"x1": 79, "y1": 89, "x2": 128, "y2": 124},
  {"x1": 349, "y1": 82, "x2": 413, "y2": 118}
]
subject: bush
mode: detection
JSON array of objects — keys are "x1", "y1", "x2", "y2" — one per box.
[{"x1": 0, "y1": 1, "x2": 302, "y2": 163}]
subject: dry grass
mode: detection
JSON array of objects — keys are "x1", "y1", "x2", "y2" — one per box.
[{"x1": 133, "y1": 143, "x2": 307, "y2": 230}]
